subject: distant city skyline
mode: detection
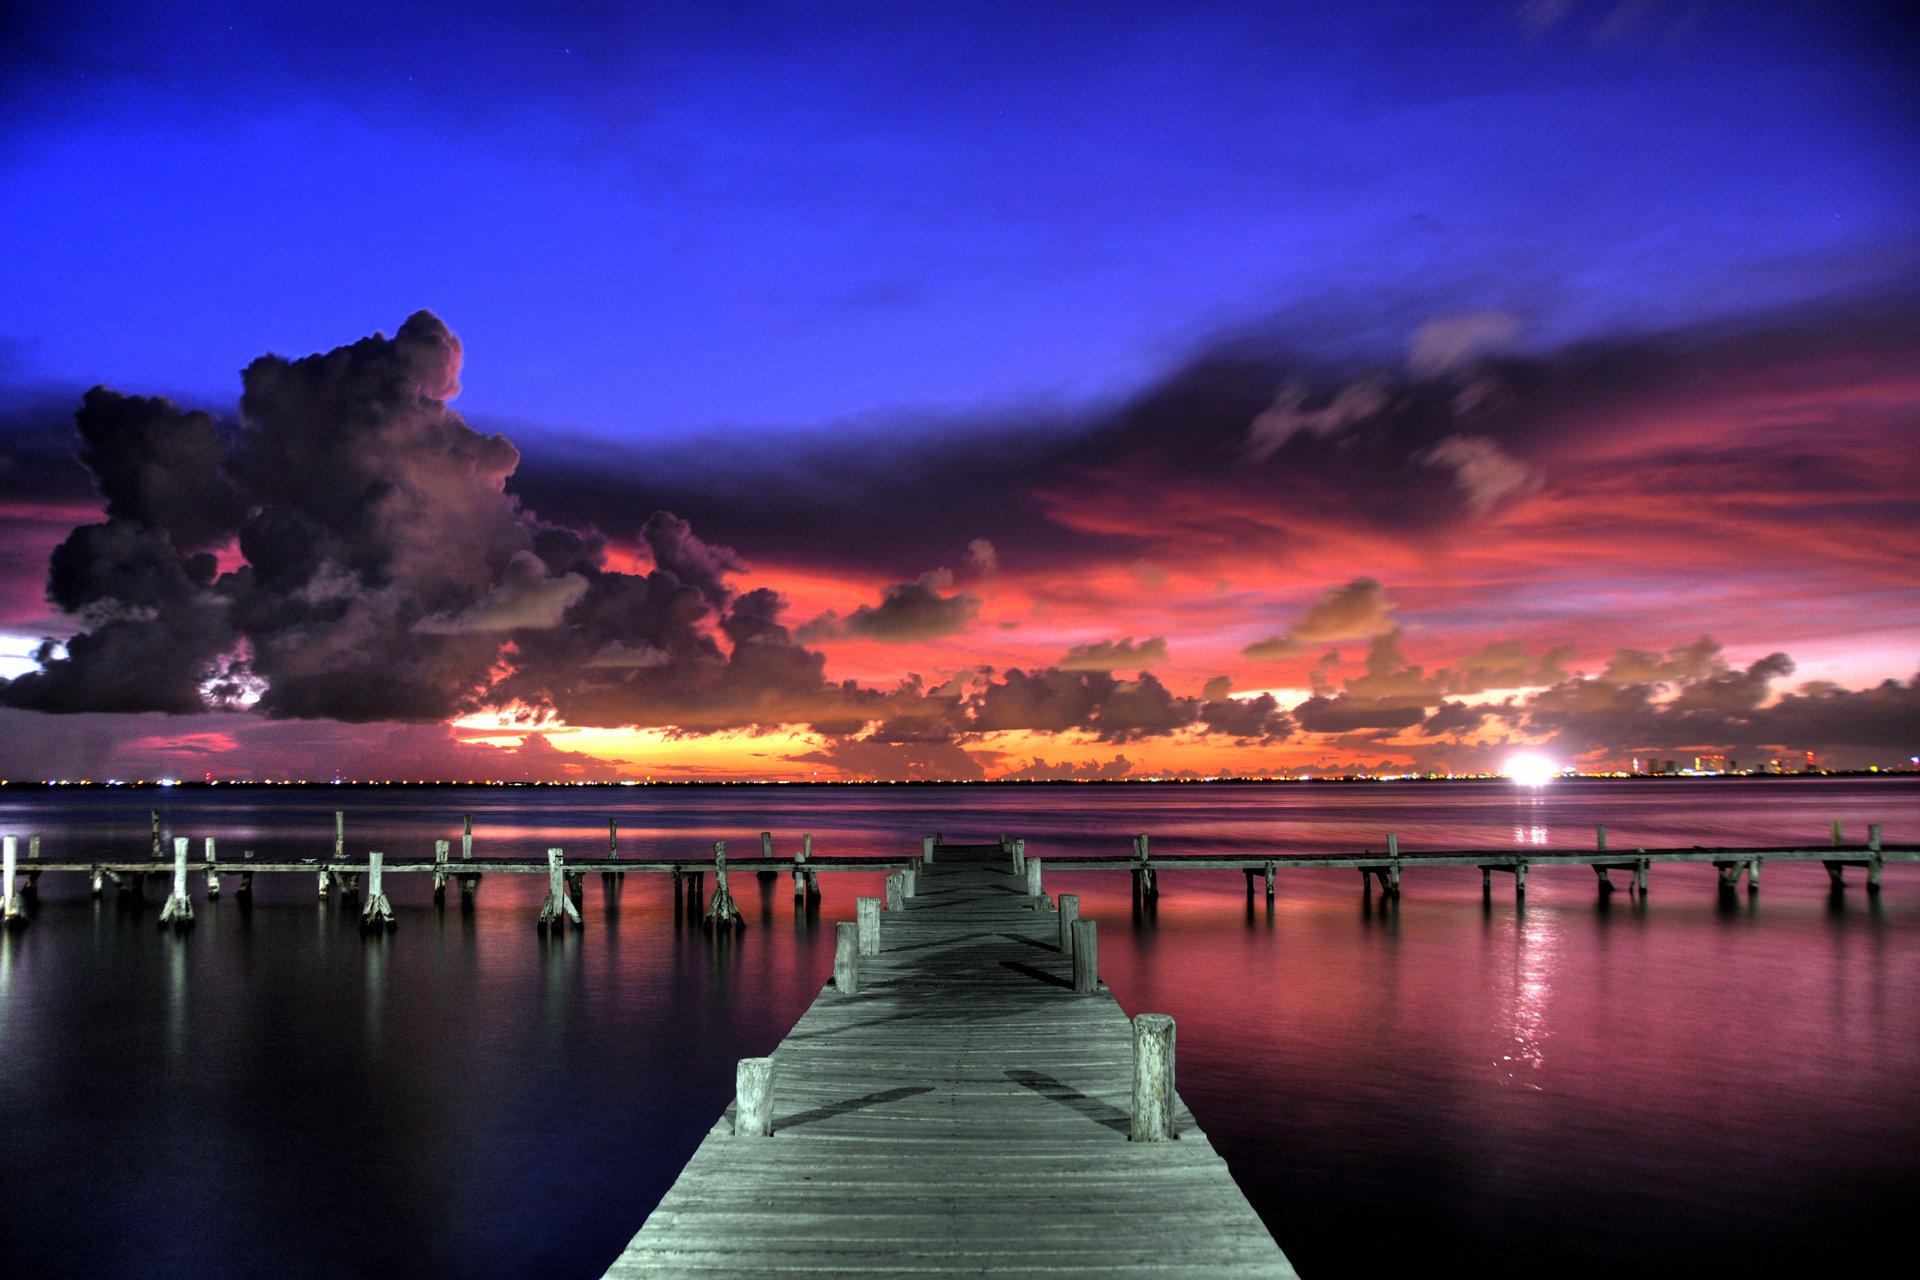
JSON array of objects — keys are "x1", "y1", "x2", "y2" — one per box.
[{"x1": 1, "y1": 1, "x2": 1915, "y2": 781}]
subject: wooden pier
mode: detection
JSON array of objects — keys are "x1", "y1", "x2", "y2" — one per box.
[
  {"x1": 1012, "y1": 822, "x2": 1915, "y2": 903},
  {"x1": 603, "y1": 837, "x2": 1298, "y2": 1279}
]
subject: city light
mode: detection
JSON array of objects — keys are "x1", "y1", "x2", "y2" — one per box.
[{"x1": 1505, "y1": 755, "x2": 1558, "y2": 787}]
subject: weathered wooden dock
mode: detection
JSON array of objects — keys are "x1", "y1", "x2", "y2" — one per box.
[{"x1": 604, "y1": 838, "x2": 1298, "y2": 1279}]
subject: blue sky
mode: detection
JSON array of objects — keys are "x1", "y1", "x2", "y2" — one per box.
[{"x1": 5, "y1": 1, "x2": 1914, "y2": 442}]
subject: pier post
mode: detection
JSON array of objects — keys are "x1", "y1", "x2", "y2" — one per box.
[
  {"x1": 921, "y1": 835, "x2": 935, "y2": 864},
  {"x1": 804, "y1": 835, "x2": 819, "y2": 898},
  {"x1": 460, "y1": 814, "x2": 479, "y2": 901},
  {"x1": 903, "y1": 865, "x2": 917, "y2": 898},
  {"x1": 362, "y1": 850, "x2": 395, "y2": 930},
  {"x1": 1131, "y1": 834, "x2": 1157, "y2": 899},
  {"x1": 1869, "y1": 824, "x2": 1884, "y2": 892},
  {"x1": 204, "y1": 837, "x2": 220, "y2": 898},
  {"x1": 1385, "y1": 835, "x2": 1402, "y2": 897},
  {"x1": 1026, "y1": 856, "x2": 1044, "y2": 908},
  {"x1": 238, "y1": 849, "x2": 254, "y2": 899},
  {"x1": 1011, "y1": 838, "x2": 1025, "y2": 874},
  {"x1": 885, "y1": 872, "x2": 905, "y2": 911},
  {"x1": 1058, "y1": 893, "x2": 1080, "y2": 953},
  {"x1": 1830, "y1": 819, "x2": 1844, "y2": 848},
  {"x1": 1130, "y1": 1014, "x2": 1177, "y2": 1143},
  {"x1": 1264, "y1": 862, "x2": 1275, "y2": 899},
  {"x1": 606, "y1": 818, "x2": 622, "y2": 891},
  {"x1": 151, "y1": 809, "x2": 161, "y2": 861},
  {"x1": 1481, "y1": 866, "x2": 1491, "y2": 895},
  {"x1": 833, "y1": 921, "x2": 860, "y2": 994},
  {"x1": 433, "y1": 840, "x2": 449, "y2": 903},
  {"x1": 1514, "y1": 863, "x2": 1528, "y2": 896},
  {"x1": 539, "y1": 847, "x2": 584, "y2": 932},
  {"x1": 1071, "y1": 919, "x2": 1099, "y2": 993},
  {"x1": 856, "y1": 896, "x2": 881, "y2": 956},
  {"x1": 159, "y1": 836, "x2": 194, "y2": 930},
  {"x1": 759, "y1": 831, "x2": 778, "y2": 882},
  {"x1": 704, "y1": 841, "x2": 740, "y2": 928},
  {"x1": 734, "y1": 1058, "x2": 777, "y2": 1137},
  {"x1": 2, "y1": 836, "x2": 23, "y2": 928},
  {"x1": 334, "y1": 810, "x2": 357, "y2": 895},
  {"x1": 23, "y1": 836, "x2": 39, "y2": 897},
  {"x1": 90, "y1": 864, "x2": 106, "y2": 899},
  {"x1": 1748, "y1": 858, "x2": 1761, "y2": 893},
  {"x1": 1635, "y1": 856, "x2": 1649, "y2": 894}
]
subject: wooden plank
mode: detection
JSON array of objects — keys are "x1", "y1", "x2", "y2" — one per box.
[{"x1": 601, "y1": 840, "x2": 1299, "y2": 1279}]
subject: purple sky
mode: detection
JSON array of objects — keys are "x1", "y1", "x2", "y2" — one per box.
[{"x1": 0, "y1": 1, "x2": 1915, "y2": 781}]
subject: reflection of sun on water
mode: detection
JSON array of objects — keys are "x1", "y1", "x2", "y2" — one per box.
[{"x1": 1499, "y1": 913, "x2": 1558, "y2": 1090}]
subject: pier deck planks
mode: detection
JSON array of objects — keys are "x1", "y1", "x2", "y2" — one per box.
[{"x1": 602, "y1": 841, "x2": 1298, "y2": 1278}]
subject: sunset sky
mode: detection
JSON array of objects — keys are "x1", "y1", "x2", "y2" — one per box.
[{"x1": 1, "y1": 1, "x2": 1915, "y2": 780}]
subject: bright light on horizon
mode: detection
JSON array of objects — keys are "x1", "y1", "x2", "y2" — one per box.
[{"x1": 1506, "y1": 754, "x2": 1558, "y2": 787}]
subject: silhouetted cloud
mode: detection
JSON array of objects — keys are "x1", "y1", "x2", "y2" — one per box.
[{"x1": 1059, "y1": 636, "x2": 1168, "y2": 671}]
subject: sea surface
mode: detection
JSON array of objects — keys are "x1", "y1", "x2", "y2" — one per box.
[{"x1": 1, "y1": 778, "x2": 1915, "y2": 1279}]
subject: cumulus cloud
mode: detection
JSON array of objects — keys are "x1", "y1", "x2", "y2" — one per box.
[
  {"x1": 1417, "y1": 434, "x2": 1542, "y2": 515},
  {"x1": 415, "y1": 550, "x2": 588, "y2": 633},
  {"x1": 1001, "y1": 755, "x2": 1134, "y2": 781},
  {"x1": 1246, "y1": 375, "x2": 1392, "y2": 461},
  {"x1": 1059, "y1": 635, "x2": 1168, "y2": 671},
  {"x1": 1243, "y1": 578, "x2": 1397, "y2": 659},
  {"x1": 1408, "y1": 311, "x2": 1522, "y2": 376},
  {"x1": 803, "y1": 569, "x2": 981, "y2": 643},
  {"x1": 968, "y1": 538, "x2": 998, "y2": 574}
]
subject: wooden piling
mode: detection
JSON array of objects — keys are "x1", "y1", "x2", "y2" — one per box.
[
  {"x1": 460, "y1": 814, "x2": 478, "y2": 901},
  {"x1": 433, "y1": 839, "x2": 449, "y2": 903},
  {"x1": 1071, "y1": 918, "x2": 1098, "y2": 993},
  {"x1": 705, "y1": 841, "x2": 741, "y2": 928},
  {"x1": 539, "y1": 847, "x2": 583, "y2": 932},
  {"x1": 856, "y1": 896, "x2": 881, "y2": 955},
  {"x1": 734, "y1": 1058, "x2": 777, "y2": 1137},
  {"x1": 1130, "y1": 1013, "x2": 1177, "y2": 1143},
  {"x1": 1025, "y1": 856, "x2": 1044, "y2": 907},
  {"x1": 204, "y1": 837, "x2": 220, "y2": 898},
  {"x1": 833, "y1": 921, "x2": 860, "y2": 995},
  {"x1": 921, "y1": 835, "x2": 935, "y2": 864},
  {"x1": 2, "y1": 836, "x2": 23, "y2": 928},
  {"x1": 362, "y1": 850, "x2": 395, "y2": 930},
  {"x1": 1058, "y1": 892, "x2": 1080, "y2": 953},
  {"x1": 22, "y1": 835, "x2": 39, "y2": 898},
  {"x1": 902, "y1": 864, "x2": 916, "y2": 898},
  {"x1": 1869, "y1": 824, "x2": 1884, "y2": 891},
  {"x1": 884, "y1": 872, "x2": 905, "y2": 911},
  {"x1": 159, "y1": 836, "x2": 193, "y2": 930},
  {"x1": 238, "y1": 849, "x2": 254, "y2": 899}
]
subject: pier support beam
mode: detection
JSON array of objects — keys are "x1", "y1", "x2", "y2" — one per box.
[
  {"x1": 794, "y1": 834, "x2": 818, "y2": 899},
  {"x1": 1131, "y1": 835, "x2": 1157, "y2": 899},
  {"x1": 433, "y1": 839, "x2": 450, "y2": 903},
  {"x1": 159, "y1": 836, "x2": 194, "y2": 930},
  {"x1": 1058, "y1": 893, "x2": 1080, "y2": 953},
  {"x1": 833, "y1": 921, "x2": 860, "y2": 994},
  {"x1": 2, "y1": 836, "x2": 24, "y2": 929},
  {"x1": 856, "y1": 896, "x2": 881, "y2": 956},
  {"x1": 885, "y1": 872, "x2": 905, "y2": 912},
  {"x1": 459, "y1": 814, "x2": 480, "y2": 901},
  {"x1": 1071, "y1": 919, "x2": 1099, "y2": 994},
  {"x1": 362, "y1": 850, "x2": 396, "y2": 930},
  {"x1": 704, "y1": 841, "x2": 741, "y2": 929},
  {"x1": 734, "y1": 1058, "x2": 777, "y2": 1137},
  {"x1": 1130, "y1": 1014, "x2": 1177, "y2": 1143},
  {"x1": 538, "y1": 847, "x2": 583, "y2": 933}
]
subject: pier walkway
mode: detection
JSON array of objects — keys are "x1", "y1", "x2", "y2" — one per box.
[{"x1": 603, "y1": 839, "x2": 1298, "y2": 1279}]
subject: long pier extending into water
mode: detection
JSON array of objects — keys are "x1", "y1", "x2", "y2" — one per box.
[
  {"x1": 605, "y1": 836, "x2": 1298, "y2": 1278},
  {"x1": 0, "y1": 811, "x2": 1912, "y2": 933}
]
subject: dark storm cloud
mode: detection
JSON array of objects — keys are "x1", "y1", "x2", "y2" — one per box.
[
  {"x1": 73, "y1": 388, "x2": 246, "y2": 552},
  {"x1": 2, "y1": 312, "x2": 883, "y2": 733},
  {"x1": 802, "y1": 570, "x2": 981, "y2": 644},
  {"x1": 1059, "y1": 636, "x2": 1168, "y2": 671},
  {"x1": 507, "y1": 286, "x2": 1920, "y2": 598}
]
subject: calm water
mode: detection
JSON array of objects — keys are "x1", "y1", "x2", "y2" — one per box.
[{"x1": 1, "y1": 779, "x2": 1914, "y2": 1279}]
